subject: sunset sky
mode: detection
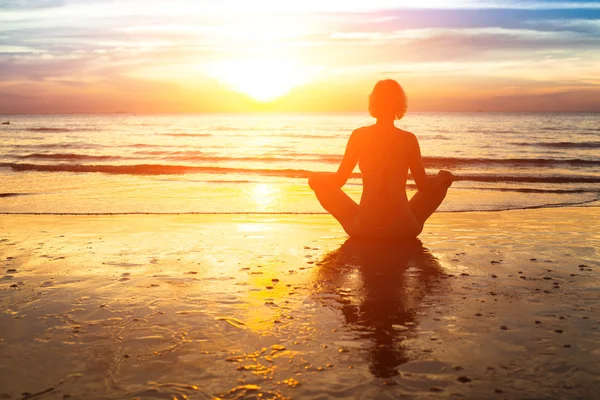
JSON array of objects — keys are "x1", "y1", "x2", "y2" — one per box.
[{"x1": 1, "y1": 0, "x2": 600, "y2": 113}]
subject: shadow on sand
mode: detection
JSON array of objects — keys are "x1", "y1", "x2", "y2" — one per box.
[{"x1": 314, "y1": 238, "x2": 447, "y2": 378}]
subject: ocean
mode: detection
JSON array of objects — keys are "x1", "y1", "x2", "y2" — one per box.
[{"x1": 1, "y1": 112, "x2": 599, "y2": 214}]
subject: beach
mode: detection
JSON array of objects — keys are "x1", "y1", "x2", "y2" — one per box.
[
  {"x1": 3, "y1": 0, "x2": 600, "y2": 398},
  {"x1": 1, "y1": 206, "x2": 599, "y2": 399}
]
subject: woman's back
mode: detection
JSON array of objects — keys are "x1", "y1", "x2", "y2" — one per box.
[{"x1": 355, "y1": 124, "x2": 413, "y2": 231}]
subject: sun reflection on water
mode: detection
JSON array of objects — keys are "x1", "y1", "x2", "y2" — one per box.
[{"x1": 250, "y1": 183, "x2": 280, "y2": 211}]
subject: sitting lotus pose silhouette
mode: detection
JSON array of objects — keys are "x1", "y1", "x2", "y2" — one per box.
[{"x1": 309, "y1": 79, "x2": 453, "y2": 239}]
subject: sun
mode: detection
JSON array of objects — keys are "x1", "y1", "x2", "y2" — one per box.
[{"x1": 207, "y1": 59, "x2": 315, "y2": 102}]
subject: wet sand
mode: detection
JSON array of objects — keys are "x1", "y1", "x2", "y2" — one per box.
[{"x1": 1, "y1": 207, "x2": 599, "y2": 399}]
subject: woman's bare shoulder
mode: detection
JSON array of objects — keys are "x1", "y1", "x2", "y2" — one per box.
[
  {"x1": 393, "y1": 128, "x2": 418, "y2": 143},
  {"x1": 395, "y1": 127, "x2": 415, "y2": 136},
  {"x1": 349, "y1": 125, "x2": 376, "y2": 142},
  {"x1": 352, "y1": 125, "x2": 376, "y2": 134}
]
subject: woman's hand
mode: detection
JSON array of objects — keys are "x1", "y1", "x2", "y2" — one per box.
[
  {"x1": 308, "y1": 172, "x2": 339, "y2": 191},
  {"x1": 437, "y1": 170, "x2": 454, "y2": 187}
]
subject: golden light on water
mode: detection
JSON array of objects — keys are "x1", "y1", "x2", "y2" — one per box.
[{"x1": 250, "y1": 183, "x2": 280, "y2": 211}]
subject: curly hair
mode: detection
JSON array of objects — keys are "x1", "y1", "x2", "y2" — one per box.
[{"x1": 368, "y1": 79, "x2": 408, "y2": 120}]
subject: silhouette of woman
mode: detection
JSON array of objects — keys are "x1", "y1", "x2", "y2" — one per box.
[{"x1": 309, "y1": 79, "x2": 453, "y2": 239}]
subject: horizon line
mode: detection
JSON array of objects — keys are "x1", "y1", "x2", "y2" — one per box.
[{"x1": 2, "y1": 110, "x2": 600, "y2": 116}]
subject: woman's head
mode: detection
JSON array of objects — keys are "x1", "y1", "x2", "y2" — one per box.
[{"x1": 368, "y1": 79, "x2": 407, "y2": 120}]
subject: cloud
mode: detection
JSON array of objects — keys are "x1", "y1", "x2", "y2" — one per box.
[
  {"x1": 1, "y1": 0, "x2": 600, "y2": 112},
  {"x1": 478, "y1": 89, "x2": 600, "y2": 111},
  {"x1": 0, "y1": 0, "x2": 68, "y2": 9},
  {"x1": 0, "y1": 91, "x2": 37, "y2": 99}
]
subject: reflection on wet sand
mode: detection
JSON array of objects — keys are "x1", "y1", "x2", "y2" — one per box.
[{"x1": 314, "y1": 238, "x2": 447, "y2": 378}]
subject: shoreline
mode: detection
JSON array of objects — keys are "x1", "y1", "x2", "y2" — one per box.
[
  {"x1": 1, "y1": 207, "x2": 599, "y2": 399},
  {"x1": 0, "y1": 199, "x2": 599, "y2": 215}
]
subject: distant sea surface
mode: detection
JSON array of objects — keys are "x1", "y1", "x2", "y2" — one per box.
[{"x1": 1, "y1": 112, "x2": 599, "y2": 214}]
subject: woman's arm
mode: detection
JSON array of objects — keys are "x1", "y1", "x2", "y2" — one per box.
[
  {"x1": 333, "y1": 130, "x2": 360, "y2": 188},
  {"x1": 407, "y1": 133, "x2": 430, "y2": 192},
  {"x1": 308, "y1": 130, "x2": 360, "y2": 191},
  {"x1": 408, "y1": 133, "x2": 454, "y2": 191}
]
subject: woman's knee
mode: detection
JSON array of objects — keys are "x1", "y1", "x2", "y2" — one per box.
[{"x1": 415, "y1": 222, "x2": 424, "y2": 237}]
